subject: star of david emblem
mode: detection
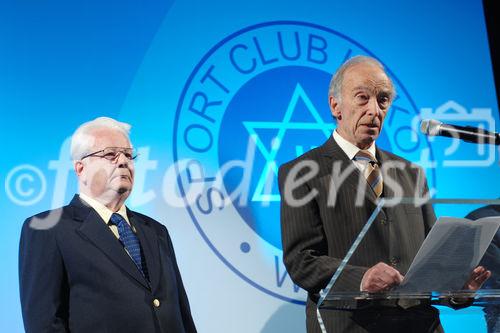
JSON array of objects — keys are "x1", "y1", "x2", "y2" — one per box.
[{"x1": 242, "y1": 83, "x2": 335, "y2": 202}]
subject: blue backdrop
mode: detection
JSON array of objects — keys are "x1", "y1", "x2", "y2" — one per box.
[{"x1": 1, "y1": 1, "x2": 498, "y2": 332}]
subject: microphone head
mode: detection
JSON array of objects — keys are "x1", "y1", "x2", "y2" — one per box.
[{"x1": 420, "y1": 119, "x2": 442, "y2": 136}]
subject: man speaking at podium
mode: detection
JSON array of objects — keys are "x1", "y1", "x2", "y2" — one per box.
[
  {"x1": 19, "y1": 117, "x2": 196, "y2": 333},
  {"x1": 279, "y1": 56, "x2": 489, "y2": 332}
]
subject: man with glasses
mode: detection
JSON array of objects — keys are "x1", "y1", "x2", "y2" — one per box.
[{"x1": 19, "y1": 117, "x2": 196, "y2": 333}]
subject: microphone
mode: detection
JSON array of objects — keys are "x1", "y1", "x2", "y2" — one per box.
[{"x1": 420, "y1": 119, "x2": 500, "y2": 145}]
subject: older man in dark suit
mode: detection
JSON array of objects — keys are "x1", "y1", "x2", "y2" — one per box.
[
  {"x1": 19, "y1": 117, "x2": 196, "y2": 333},
  {"x1": 279, "y1": 56, "x2": 489, "y2": 333}
]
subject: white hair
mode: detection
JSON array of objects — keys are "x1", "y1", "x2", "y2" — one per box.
[
  {"x1": 70, "y1": 117, "x2": 132, "y2": 160},
  {"x1": 328, "y1": 55, "x2": 395, "y2": 102}
]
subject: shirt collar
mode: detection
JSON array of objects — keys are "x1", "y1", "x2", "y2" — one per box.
[
  {"x1": 79, "y1": 192, "x2": 129, "y2": 224},
  {"x1": 332, "y1": 130, "x2": 376, "y2": 160}
]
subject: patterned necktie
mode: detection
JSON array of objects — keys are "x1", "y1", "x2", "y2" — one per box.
[
  {"x1": 109, "y1": 213, "x2": 149, "y2": 280},
  {"x1": 354, "y1": 150, "x2": 383, "y2": 198}
]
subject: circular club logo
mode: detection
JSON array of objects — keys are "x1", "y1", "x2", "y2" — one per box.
[{"x1": 173, "y1": 21, "x2": 434, "y2": 304}]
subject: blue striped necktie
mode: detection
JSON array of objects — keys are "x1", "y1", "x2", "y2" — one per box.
[
  {"x1": 354, "y1": 150, "x2": 383, "y2": 198},
  {"x1": 109, "y1": 213, "x2": 149, "y2": 280}
]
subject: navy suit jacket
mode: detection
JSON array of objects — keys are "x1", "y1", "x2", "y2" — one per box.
[{"x1": 19, "y1": 195, "x2": 196, "y2": 333}]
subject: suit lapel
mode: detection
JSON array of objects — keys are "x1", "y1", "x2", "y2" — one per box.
[
  {"x1": 376, "y1": 148, "x2": 397, "y2": 200},
  {"x1": 129, "y1": 211, "x2": 161, "y2": 293},
  {"x1": 71, "y1": 196, "x2": 150, "y2": 289},
  {"x1": 319, "y1": 136, "x2": 379, "y2": 206}
]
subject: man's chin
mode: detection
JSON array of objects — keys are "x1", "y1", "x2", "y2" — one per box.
[
  {"x1": 113, "y1": 178, "x2": 133, "y2": 195},
  {"x1": 356, "y1": 136, "x2": 378, "y2": 149},
  {"x1": 363, "y1": 130, "x2": 379, "y2": 141}
]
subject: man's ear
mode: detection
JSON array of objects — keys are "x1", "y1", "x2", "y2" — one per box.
[
  {"x1": 74, "y1": 161, "x2": 84, "y2": 177},
  {"x1": 329, "y1": 95, "x2": 341, "y2": 120}
]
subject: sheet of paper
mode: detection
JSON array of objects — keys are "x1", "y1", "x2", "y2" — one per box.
[{"x1": 394, "y1": 216, "x2": 500, "y2": 292}]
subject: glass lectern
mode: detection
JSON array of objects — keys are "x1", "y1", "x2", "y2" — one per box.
[{"x1": 316, "y1": 198, "x2": 500, "y2": 333}]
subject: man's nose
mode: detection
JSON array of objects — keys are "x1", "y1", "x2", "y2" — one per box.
[
  {"x1": 115, "y1": 152, "x2": 130, "y2": 167},
  {"x1": 366, "y1": 98, "x2": 381, "y2": 117}
]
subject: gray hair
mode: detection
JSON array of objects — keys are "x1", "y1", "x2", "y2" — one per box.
[
  {"x1": 70, "y1": 117, "x2": 132, "y2": 160},
  {"x1": 328, "y1": 55, "x2": 395, "y2": 102}
]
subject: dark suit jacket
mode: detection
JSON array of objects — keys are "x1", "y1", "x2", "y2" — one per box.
[
  {"x1": 465, "y1": 204, "x2": 500, "y2": 289},
  {"x1": 279, "y1": 137, "x2": 438, "y2": 333},
  {"x1": 19, "y1": 195, "x2": 196, "y2": 333},
  {"x1": 465, "y1": 205, "x2": 500, "y2": 333}
]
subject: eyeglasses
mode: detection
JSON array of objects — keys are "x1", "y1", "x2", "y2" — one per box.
[{"x1": 81, "y1": 147, "x2": 138, "y2": 162}]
